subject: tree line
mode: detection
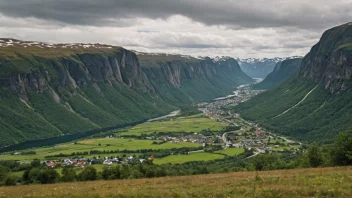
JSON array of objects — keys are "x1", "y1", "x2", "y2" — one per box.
[{"x1": 0, "y1": 132, "x2": 351, "y2": 186}]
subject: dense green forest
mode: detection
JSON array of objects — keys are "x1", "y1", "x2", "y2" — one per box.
[{"x1": 234, "y1": 78, "x2": 352, "y2": 143}]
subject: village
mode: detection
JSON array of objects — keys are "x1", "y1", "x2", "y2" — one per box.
[
  {"x1": 43, "y1": 154, "x2": 156, "y2": 168},
  {"x1": 197, "y1": 84, "x2": 302, "y2": 156},
  {"x1": 7, "y1": 84, "x2": 302, "y2": 169}
]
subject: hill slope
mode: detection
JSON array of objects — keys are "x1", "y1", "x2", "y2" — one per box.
[
  {"x1": 139, "y1": 54, "x2": 253, "y2": 105},
  {"x1": 234, "y1": 23, "x2": 352, "y2": 143},
  {"x1": 0, "y1": 39, "x2": 252, "y2": 147},
  {"x1": 0, "y1": 167, "x2": 351, "y2": 197},
  {"x1": 252, "y1": 58, "x2": 302, "y2": 90}
]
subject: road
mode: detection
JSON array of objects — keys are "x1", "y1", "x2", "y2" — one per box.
[
  {"x1": 246, "y1": 148, "x2": 265, "y2": 159},
  {"x1": 272, "y1": 85, "x2": 318, "y2": 119},
  {"x1": 188, "y1": 150, "x2": 204, "y2": 154}
]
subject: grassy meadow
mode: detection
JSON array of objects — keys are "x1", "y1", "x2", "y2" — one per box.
[
  {"x1": 0, "y1": 167, "x2": 351, "y2": 197},
  {"x1": 118, "y1": 114, "x2": 227, "y2": 136},
  {"x1": 0, "y1": 113, "x2": 233, "y2": 166},
  {"x1": 215, "y1": 148, "x2": 245, "y2": 156},
  {"x1": 0, "y1": 138, "x2": 201, "y2": 161}
]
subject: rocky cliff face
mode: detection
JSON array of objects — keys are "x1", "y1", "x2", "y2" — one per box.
[
  {"x1": 139, "y1": 54, "x2": 253, "y2": 104},
  {"x1": 139, "y1": 55, "x2": 251, "y2": 88},
  {"x1": 299, "y1": 22, "x2": 352, "y2": 93},
  {"x1": 3, "y1": 46, "x2": 154, "y2": 104},
  {"x1": 0, "y1": 40, "x2": 252, "y2": 147}
]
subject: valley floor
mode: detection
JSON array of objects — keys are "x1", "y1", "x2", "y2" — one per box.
[{"x1": 0, "y1": 166, "x2": 351, "y2": 198}]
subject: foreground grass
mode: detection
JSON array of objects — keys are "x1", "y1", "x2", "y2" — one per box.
[
  {"x1": 153, "y1": 152, "x2": 224, "y2": 164},
  {"x1": 1, "y1": 167, "x2": 351, "y2": 198}
]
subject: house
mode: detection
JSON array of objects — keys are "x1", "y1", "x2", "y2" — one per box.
[
  {"x1": 232, "y1": 143, "x2": 242, "y2": 148},
  {"x1": 127, "y1": 156, "x2": 134, "y2": 160},
  {"x1": 45, "y1": 161, "x2": 56, "y2": 168},
  {"x1": 103, "y1": 160, "x2": 112, "y2": 165},
  {"x1": 64, "y1": 159, "x2": 72, "y2": 165}
]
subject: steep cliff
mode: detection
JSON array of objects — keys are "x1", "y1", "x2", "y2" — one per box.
[
  {"x1": 298, "y1": 23, "x2": 352, "y2": 93},
  {"x1": 234, "y1": 23, "x2": 352, "y2": 143},
  {"x1": 139, "y1": 54, "x2": 253, "y2": 105},
  {"x1": 0, "y1": 39, "x2": 252, "y2": 147},
  {"x1": 252, "y1": 58, "x2": 302, "y2": 90}
]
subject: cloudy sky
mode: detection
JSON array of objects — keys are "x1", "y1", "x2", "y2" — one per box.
[{"x1": 0, "y1": 0, "x2": 351, "y2": 58}]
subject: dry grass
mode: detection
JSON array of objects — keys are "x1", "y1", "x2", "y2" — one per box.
[{"x1": 1, "y1": 167, "x2": 352, "y2": 197}]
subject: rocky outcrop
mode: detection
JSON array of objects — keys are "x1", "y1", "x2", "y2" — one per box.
[
  {"x1": 139, "y1": 56, "x2": 252, "y2": 89},
  {"x1": 139, "y1": 55, "x2": 253, "y2": 104},
  {"x1": 4, "y1": 48, "x2": 155, "y2": 103},
  {"x1": 299, "y1": 22, "x2": 352, "y2": 93}
]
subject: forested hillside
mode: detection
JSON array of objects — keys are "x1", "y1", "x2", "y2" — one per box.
[
  {"x1": 234, "y1": 23, "x2": 352, "y2": 143},
  {"x1": 252, "y1": 58, "x2": 302, "y2": 90},
  {"x1": 0, "y1": 39, "x2": 252, "y2": 147}
]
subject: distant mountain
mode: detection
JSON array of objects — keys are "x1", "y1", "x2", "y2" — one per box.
[
  {"x1": 234, "y1": 22, "x2": 352, "y2": 143},
  {"x1": 252, "y1": 58, "x2": 302, "y2": 90},
  {"x1": 0, "y1": 39, "x2": 252, "y2": 147},
  {"x1": 236, "y1": 57, "x2": 301, "y2": 78}
]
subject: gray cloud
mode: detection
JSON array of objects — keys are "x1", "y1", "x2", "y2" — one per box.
[
  {"x1": 0, "y1": 0, "x2": 351, "y2": 30},
  {"x1": 0, "y1": 1, "x2": 350, "y2": 58}
]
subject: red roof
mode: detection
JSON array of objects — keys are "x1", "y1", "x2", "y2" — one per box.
[{"x1": 47, "y1": 162, "x2": 56, "y2": 167}]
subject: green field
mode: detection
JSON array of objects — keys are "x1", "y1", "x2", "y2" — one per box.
[
  {"x1": 153, "y1": 152, "x2": 224, "y2": 164},
  {"x1": 118, "y1": 114, "x2": 227, "y2": 136},
  {"x1": 0, "y1": 114, "x2": 226, "y2": 161},
  {"x1": 0, "y1": 138, "x2": 201, "y2": 161},
  {"x1": 214, "y1": 148, "x2": 245, "y2": 156},
  {"x1": 271, "y1": 146, "x2": 291, "y2": 151}
]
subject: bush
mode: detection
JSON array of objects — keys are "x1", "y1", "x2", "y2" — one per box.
[
  {"x1": 79, "y1": 166, "x2": 97, "y2": 181},
  {"x1": 61, "y1": 166, "x2": 76, "y2": 182},
  {"x1": 3, "y1": 174, "x2": 17, "y2": 186}
]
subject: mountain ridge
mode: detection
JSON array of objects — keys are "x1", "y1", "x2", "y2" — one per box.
[
  {"x1": 236, "y1": 56, "x2": 302, "y2": 78},
  {"x1": 0, "y1": 39, "x2": 252, "y2": 147},
  {"x1": 234, "y1": 22, "x2": 352, "y2": 143},
  {"x1": 252, "y1": 58, "x2": 302, "y2": 90}
]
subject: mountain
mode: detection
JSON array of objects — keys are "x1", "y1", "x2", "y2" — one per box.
[
  {"x1": 138, "y1": 54, "x2": 253, "y2": 105},
  {"x1": 0, "y1": 39, "x2": 252, "y2": 147},
  {"x1": 237, "y1": 57, "x2": 292, "y2": 78},
  {"x1": 252, "y1": 58, "x2": 302, "y2": 90},
  {"x1": 234, "y1": 22, "x2": 352, "y2": 143}
]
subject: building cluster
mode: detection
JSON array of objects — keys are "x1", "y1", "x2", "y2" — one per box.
[
  {"x1": 147, "y1": 134, "x2": 213, "y2": 145},
  {"x1": 43, "y1": 155, "x2": 154, "y2": 168}
]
